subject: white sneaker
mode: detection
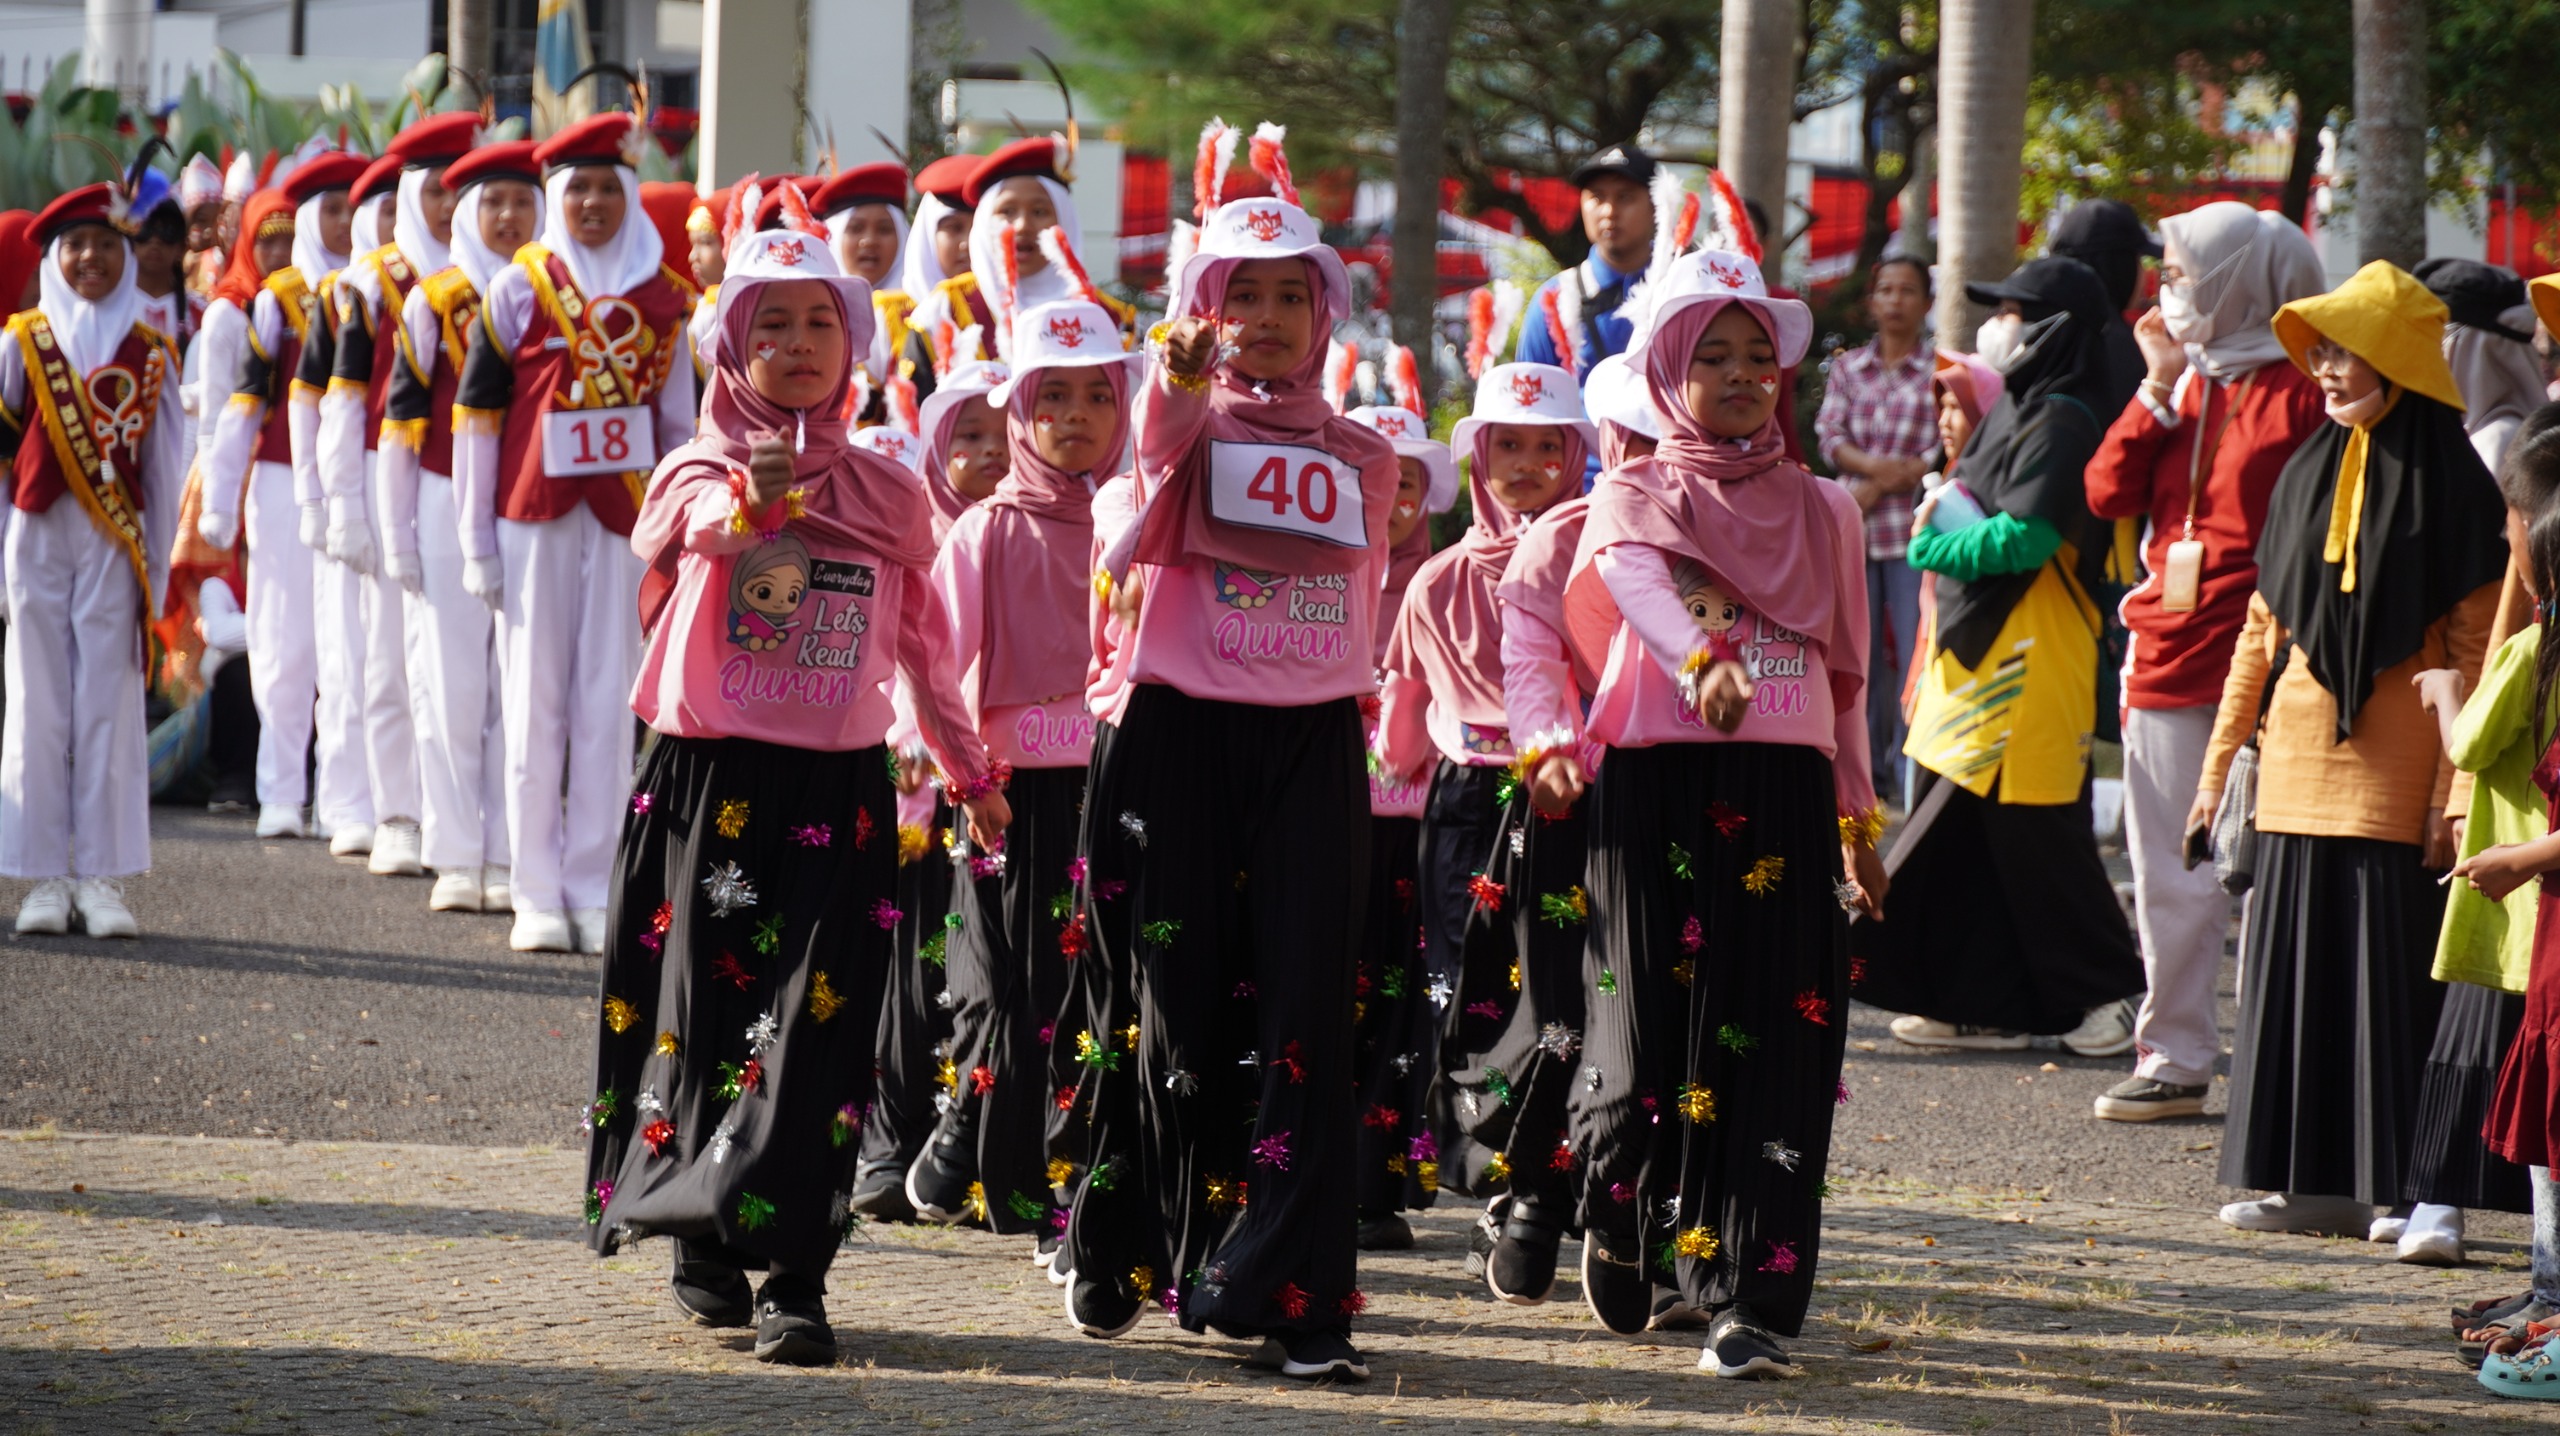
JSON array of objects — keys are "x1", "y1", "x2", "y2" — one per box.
[
  {"x1": 14, "y1": 879, "x2": 72, "y2": 934},
  {"x1": 428, "y1": 870, "x2": 484, "y2": 912},
  {"x1": 71, "y1": 878, "x2": 138, "y2": 939},
  {"x1": 2397, "y1": 1204, "x2": 2465, "y2": 1265},
  {"x1": 2217, "y1": 1192, "x2": 2373, "y2": 1235},
  {"x1": 2061, "y1": 999, "x2": 2138, "y2": 1058},
  {"x1": 1889, "y1": 1014, "x2": 2030, "y2": 1051},
  {"x1": 367, "y1": 820, "x2": 424, "y2": 876},
  {"x1": 2368, "y1": 1209, "x2": 2411, "y2": 1243},
  {"x1": 571, "y1": 907, "x2": 609, "y2": 955},
  {"x1": 328, "y1": 823, "x2": 375, "y2": 858},
  {"x1": 482, "y1": 866, "x2": 512, "y2": 911},
  {"x1": 509, "y1": 909, "x2": 575, "y2": 953},
  {"x1": 255, "y1": 803, "x2": 307, "y2": 839}
]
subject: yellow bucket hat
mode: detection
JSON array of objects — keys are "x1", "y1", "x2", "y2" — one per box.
[{"x1": 2273, "y1": 259, "x2": 2465, "y2": 411}]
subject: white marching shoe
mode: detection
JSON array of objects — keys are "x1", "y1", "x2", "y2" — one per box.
[
  {"x1": 14, "y1": 879, "x2": 73, "y2": 934},
  {"x1": 72, "y1": 878, "x2": 139, "y2": 939},
  {"x1": 328, "y1": 822, "x2": 375, "y2": 859},
  {"x1": 482, "y1": 866, "x2": 513, "y2": 911},
  {"x1": 429, "y1": 869, "x2": 484, "y2": 912},
  {"x1": 368, "y1": 820, "x2": 425, "y2": 876},
  {"x1": 571, "y1": 908, "x2": 609, "y2": 955},
  {"x1": 255, "y1": 803, "x2": 307, "y2": 839},
  {"x1": 509, "y1": 909, "x2": 575, "y2": 953}
]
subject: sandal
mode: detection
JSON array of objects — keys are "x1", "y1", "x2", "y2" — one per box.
[
  {"x1": 2461, "y1": 1302, "x2": 2556, "y2": 1367},
  {"x1": 2479, "y1": 1327, "x2": 2560, "y2": 1399},
  {"x1": 2452, "y1": 1291, "x2": 2533, "y2": 1335}
]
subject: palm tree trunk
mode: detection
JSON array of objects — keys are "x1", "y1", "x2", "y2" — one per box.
[
  {"x1": 1931, "y1": 0, "x2": 2033, "y2": 350},
  {"x1": 1719, "y1": 0, "x2": 1799, "y2": 281},
  {"x1": 448, "y1": 0, "x2": 493, "y2": 91},
  {"x1": 2351, "y1": 0, "x2": 2427, "y2": 268},
  {"x1": 1393, "y1": 0, "x2": 1453, "y2": 407}
]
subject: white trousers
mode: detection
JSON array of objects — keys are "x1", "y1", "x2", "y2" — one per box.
[
  {"x1": 351, "y1": 454, "x2": 420, "y2": 825},
  {"x1": 242, "y1": 458, "x2": 316, "y2": 809},
  {"x1": 311, "y1": 531, "x2": 372, "y2": 834},
  {"x1": 0, "y1": 501, "x2": 149, "y2": 878},
  {"x1": 410, "y1": 472, "x2": 508, "y2": 872},
  {"x1": 2124, "y1": 703, "x2": 2236, "y2": 1086},
  {"x1": 496, "y1": 507, "x2": 640, "y2": 915}
]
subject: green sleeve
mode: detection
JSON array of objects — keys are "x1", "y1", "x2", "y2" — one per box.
[
  {"x1": 2449, "y1": 624, "x2": 2542, "y2": 774},
  {"x1": 1905, "y1": 512, "x2": 2063, "y2": 583}
]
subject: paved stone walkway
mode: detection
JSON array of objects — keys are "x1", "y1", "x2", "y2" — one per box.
[{"x1": 0, "y1": 1128, "x2": 2537, "y2": 1433}]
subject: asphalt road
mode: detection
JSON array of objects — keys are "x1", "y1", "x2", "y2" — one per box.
[{"x1": 5, "y1": 807, "x2": 2245, "y2": 1210}]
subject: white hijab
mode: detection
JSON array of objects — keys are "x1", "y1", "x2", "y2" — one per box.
[
  {"x1": 966, "y1": 175, "x2": 1080, "y2": 360},
  {"x1": 392, "y1": 167, "x2": 453, "y2": 277},
  {"x1": 829, "y1": 200, "x2": 910, "y2": 295},
  {"x1": 2445, "y1": 312, "x2": 2546, "y2": 450},
  {"x1": 539, "y1": 163, "x2": 662, "y2": 299},
  {"x1": 901, "y1": 192, "x2": 958, "y2": 300},
  {"x1": 450, "y1": 176, "x2": 546, "y2": 295},
  {"x1": 291, "y1": 192, "x2": 351, "y2": 288},
  {"x1": 2157, "y1": 202, "x2": 2326, "y2": 382},
  {"x1": 40, "y1": 230, "x2": 144, "y2": 377}
]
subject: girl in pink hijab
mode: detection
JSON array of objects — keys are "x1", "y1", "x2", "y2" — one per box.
[
  {"x1": 900, "y1": 292, "x2": 1135, "y2": 1265},
  {"x1": 1063, "y1": 129, "x2": 1398, "y2": 1382},
  {"x1": 1550, "y1": 246, "x2": 1881, "y2": 1381},
  {"x1": 586, "y1": 213, "x2": 1005, "y2": 1369}
]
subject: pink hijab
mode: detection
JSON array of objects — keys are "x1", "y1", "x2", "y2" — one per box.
[
  {"x1": 1494, "y1": 494, "x2": 1598, "y2": 691},
  {"x1": 1376, "y1": 517, "x2": 1434, "y2": 662},
  {"x1": 969, "y1": 360, "x2": 1131, "y2": 709},
  {"x1": 1561, "y1": 298, "x2": 1852, "y2": 677},
  {"x1": 636, "y1": 272, "x2": 933, "y2": 634},
  {"x1": 1388, "y1": 426, "x2": 1585, "y2": 727},
  {"x1": 923, "y1": 392, "x2": 998, "y2": 543},
  {"x1": 1132, "y1": 253, "x2": 1397, "y2": 576}
]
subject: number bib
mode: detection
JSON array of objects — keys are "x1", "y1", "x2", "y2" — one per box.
[
  {"x1": 541, "y1": 405, "x2": 655, "y2": 478},
  {"x1": 1206, "y1": 440, "x2": 1365, "y2": 548}
]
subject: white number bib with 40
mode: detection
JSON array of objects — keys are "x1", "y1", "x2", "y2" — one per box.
[
  {"x1": 541, "y1": 405, "x2": 656, "y2": 478},
  {"x1": 1206, "y1": 440, "x2": 1365, "y2": 547}
]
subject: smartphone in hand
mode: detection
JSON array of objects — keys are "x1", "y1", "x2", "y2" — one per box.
[{"x1": 2181, "y1": 822, "x2": 2212, "y2": 871}]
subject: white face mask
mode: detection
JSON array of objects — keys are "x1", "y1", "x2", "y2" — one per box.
[
  {"x1": 1975, "y1": 313, "x2": 2025, "y2": 374},
  {"x1": 2157, "y1": 282, "x2": 2211, "y2": 346}
]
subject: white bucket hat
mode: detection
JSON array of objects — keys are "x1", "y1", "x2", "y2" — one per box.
[
  {"x1": 1448, "y1": 362, "x2": 1600, "y2": 457},
  {"x1": 1581, "y1": 353, "x2": 1662, "y2": 439},
  {"x1": 917, "y1": 359, "x2": 1011, "y2": 447},
  {"x1": 986, "y1": 300, "x2": 1141, "y2": 406},
  {"x1": 1168, "y1": 197, "x2": 1351, "y2": 325},
  {"x1": 1623, "y1": 248, "x2": 1813, "y2": 372},
  {"x1": 852, "y1": 424, "x2": 924, "y2": 474},
  {"x1": 1343, "y1": 405, "x2": 1458, "y2": 513},
  {"x1": 710, "y1": 227, "x2": 877, "y2": 363}
]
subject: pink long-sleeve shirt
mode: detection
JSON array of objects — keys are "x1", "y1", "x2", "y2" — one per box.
[
  {"x1": 628, "y1": 478, "x2": 990, "y2": 785},
  {"x1": 929, "y1": 500, "x2": 1098, "y2": 769}
]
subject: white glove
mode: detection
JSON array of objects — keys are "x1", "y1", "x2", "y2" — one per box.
[
  {"x1": 461, "y1": 553, "x2": 505, "y2": 610},
  {"x1": 324, "y1": 495, "x2": 376, "y2": 574},
  {"x1": 197, "y1": 505, "x2": 239, "y2": 551},
  {"x1": 383, "y1": 549, "x2": 424, "y2": 595},
  {"x1": 297, "y1": 502, "x2": 325, "y2": 552}
]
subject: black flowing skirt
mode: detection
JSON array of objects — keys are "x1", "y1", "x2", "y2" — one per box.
[
  {"x1": 856, "y1": 795, "x2": 959, "y2": 1200},
  {"x1": 1570, "y1": 742, "x2": 1849, "y2": 1339},
  {"x1": 1412, "y1": 760, "x2": 1511, "y2": 1201},
  {"x1": 2220, "y1": 832, "x2": 2448, "y2": 1204},
  {"x1": 584, "y1": 734, "x2": 899, "y2": 1275},
  {"x1": 1850, "y1": 768, "x2": 2142, "y2": 1033},
  {"x1": 1063, "y1": 684, "x2": 1369, "y2": 1338},
  {"x1": 2403, "y1": 980, "x2": 2530, "y2": 1212},
  {"x1": 1351, "y1": 813, "x2": 1429, "y2": 1216}
]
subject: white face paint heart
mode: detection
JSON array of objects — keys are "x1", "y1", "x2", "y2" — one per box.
[
  {"x1": 754, "y1": 342, "x2": 778, "y2": 362},
  {"x1": 1757, "y1": 377, "x2": 1778, "y2": 394},
  {"x1": 1543, "y1": 463, "x2": 1563, "y2": 479},
  {"x1": 1394, "y1": 501, "x2": 1419, "y2": 518}
]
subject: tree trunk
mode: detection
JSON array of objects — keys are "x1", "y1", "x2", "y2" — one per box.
[
  {"x1": 2277, "y1": 91, "x2": 2329, "y2": 227},
  {"x1": 1719, "y1": 0, "x2": 1799, "y2": 281},
  {"x1": 1393, "y1": 0, "x2": 1453, "y2": 406},
  {"x1": 2351, "y1": 0, "x2": 2427, "y2": 268},
  {"x1": 1932, "y1": 0, "x2": 2033, "y2": 350},
  {"x1": 1898, "y1": 121, "x2": 1935, "y2": 262},
  {"x1": 448, "y1": 0, "x2": 493, "y2": 96}
]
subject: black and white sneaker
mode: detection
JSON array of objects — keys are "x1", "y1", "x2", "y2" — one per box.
[
  {"x1": 1486, "y1": 1201, "x2": 1566, "y2": 1305},
  {"x1": 1356, "y1": 1212, "x2": 1414, "y2": 1251},
  {"x1": 668, "y1": 1256, "x2": 753, "y2": 1329},
  {"x1": 1462, "y1": 1194, "x2": 1505, "y2": 1280},
  {"x1": 1034, "y1": 1232, "x2": 1062, "y2": 1267},
  {"x1": 1580, "y1": 1228, "x2": 1652, "y2": 1335},
  {"x1": 1701, "y1": 1305, "x2": 1793, "y2": 1379},
  {"x1": 1257, "y1": 1327, "x2": 1370, "y2": 1381},
  {"x1": 904, "y1": 1121, "x2": 979, "y2": 1225},
  {"x1": 848, "y1": 1165, "x2": 917, "y2": 1223},
  {"x1": 1648, "y1": 1290, "x2": 1710, "y2": 1331},
  {"x1": 1064, "y1": 1270, "x2": 1144, "y2": 1338},
  {"x1": 2091, "y1": 1075, "x2": 2208, "y2": 1122},
  {"x1": 751, "y1": 1293, "x2": 838, "y2": 1365}
]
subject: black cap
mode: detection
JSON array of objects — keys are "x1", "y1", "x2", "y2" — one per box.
[
  {"x1": 2415, "y1": 257, "x2": 2533, "y2": 341},
  {"x1": 2047, "y1": 198, "x2": 2162, "y2": 260},
  {"x1": 1570, "y1": 143, "x2": 1656, "y2": 190},
  {"x1": 1965, "y1": 255, "x2": 2108, "y2": 315}
]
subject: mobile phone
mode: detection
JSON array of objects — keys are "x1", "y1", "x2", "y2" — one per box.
[{"x1": 2182, "y1": 821, "x2": 2212, "y2": 870}]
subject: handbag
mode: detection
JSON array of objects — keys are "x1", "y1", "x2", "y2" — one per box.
[{"x1": 2211, "y1": 643, "x2": 2289, "y2": 895}]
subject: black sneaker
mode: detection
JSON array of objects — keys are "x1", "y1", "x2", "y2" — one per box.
[
  {"x1": 1034, "y1": 1232, "x2": 1062, "y2": 1267},
  {"x1": 2091, "y1": 1075, "x2": 2209, "y2": 1122},
  {"x1": 1648, "y1": 1289, "x2": 1710, "y2": 1331},
  {"x1": 1261, "y1": 1327, "x2": 1370, "y2": 1381},
  {"x1": 849, "y1": 1165, "x2": 917, "y2": 1223},
  {"x1": 1702, "y1": 1305, "x2": 1793, "y2": 1379},
  {"x1": 1486, "y1": 1201, "x2": 1566, "y2": 1305},
  {"x1": 1462, "y1": 1195, "x2": 1505, "y2": 1279},
  {"x1": 1064, "y1": 1270, "x2": 1144, "y2": 1338},
  {"x1": 1356, "y1": 1212, "x2": 1414, "y2": 1251},
  {"x1": 751, "y1": 1293, "x2": 838, "y2": 1365},
  {"x1": 904, "y1": 1119, "x2": 978, "y2": 1224},
  {"x1": 668, "y1": 1252, "x2": 753, "y2": 1328},
  {"x1": 1580, "y1": 1228, "x2": 1651, "y2": 1335}
]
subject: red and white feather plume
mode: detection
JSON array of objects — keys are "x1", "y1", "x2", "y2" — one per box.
[
  {"x1": 777, "y1": 180, "x2": 828, "y2": 240},
  {"x1": 1247, "y1": 122, "x2": 1300, "y2": 206},
  {"x1": 1194, "y1": 118, "x2": 1239, "y2": 219},
  {"x1": 1037, "y1": 225, "x2": 1106, "y2": 307},
  {"x1": 1386, "y1": 344, "x2": 1423, "y2": 415},
  {"x1": 1466, "y1": 287, "x2": 1496, "y2": 378},
  {"x1": 723, "y1": 173, "x2": 762, "y2": 264},
  {"x1": 887, "y1": 371, "x2": 921, "y2": 434},
  {"x1": 989, "y1": 222, "x2": 1021, "y2": 361},
  {"x1": 1546, "y1": 282, "x2": 1581, "y2": 377},
  {"x1": 1704, "y1": 168, "x2": 1761, "y2": 264},
  {"x1": 1322, "y1": 338, "x2": 1357, "y2": 413}
]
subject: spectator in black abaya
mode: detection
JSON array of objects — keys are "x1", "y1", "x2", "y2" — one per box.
[{"x1": 2048, "y1": 198, "x2": 2158, "y2": 415}]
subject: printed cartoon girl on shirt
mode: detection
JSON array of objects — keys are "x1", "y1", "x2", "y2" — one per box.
[
  {"x1": 1673, "y1": 558, "x2": 1743, "y2": 639},
  {"x1": 729, "y1": 531, "x2": 812, "y2": 652}
]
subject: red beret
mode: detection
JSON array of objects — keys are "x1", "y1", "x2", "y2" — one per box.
[
  {"x1": 32, "y1": 183, "x2": 117, "y2": 245},
  {"x1": 281, "y1": 151, "x2": 371, "y2": 206},
  {"x1": 961, "y1": 136, "x2": 1069, "y2": 208},
  {"x1": 810, "y1": 162, "x2": 907, "y2": 220},
  {"x1": 441, "y1": 141, "x2": 541, "y2": 194},
  {"x1": 914, "y1": 154, "x2": 976, "y2": 207},
  {"x1": 350, "y1": 152, "x2": 406, "y2": 207},
  {"x1": 533, "y1": 113, "x2": 640, "y2": 172},
  {"x1": 390, "y1": 112, "x2": 481, "y2": 169},
  {"x1": 753, "y1": 177, "x2": 820, "y2": 231}
]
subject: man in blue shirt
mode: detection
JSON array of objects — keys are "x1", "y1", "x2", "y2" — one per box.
[{"x1": 1513, "y1": 145, "x2": 1657, "y2": 375}]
